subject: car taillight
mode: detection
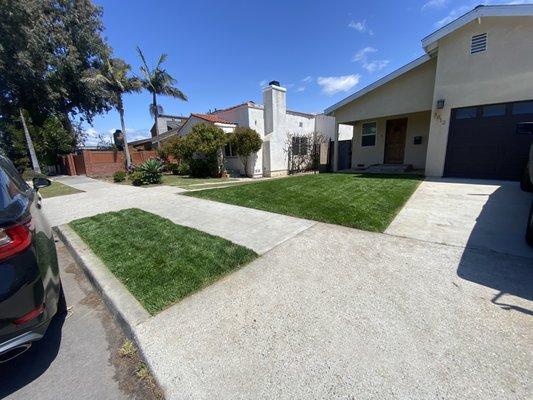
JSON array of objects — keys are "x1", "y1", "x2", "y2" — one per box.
[
  {"x1": 13, "y1": 304, "x2": 44, "y2": 325},
  {"x1": 0, "y1": 222, "x2": 32, "y2": 261}
]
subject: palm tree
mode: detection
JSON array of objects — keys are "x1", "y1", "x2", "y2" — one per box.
[
  {"x1": 84, "y1": 58, "x2": 141, "y2": 168},
  {"x1": 136, "y1": 47, "x2": 187, "y2": 145}
]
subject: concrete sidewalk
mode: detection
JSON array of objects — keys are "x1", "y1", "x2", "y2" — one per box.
[
  {"x1": 44, "y1": 176, "x2": 315, "y2": 254},
  {"x1": 135, "y1": 223, "x2": 532, "y2": 400}
]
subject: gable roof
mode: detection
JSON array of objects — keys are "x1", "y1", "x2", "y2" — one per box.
[
  {"x1": 422, "y1": 4, "x2": 533, "y2": 52},
  {"x1": 191, "y1": 113, "x2": 236, "y2": 125},
  {"x1": 325, "y1": 4, "x2": 533, "y2": 115},
  {"x1": 324, "y1": 54, "x2": 432, "y2": 115}
]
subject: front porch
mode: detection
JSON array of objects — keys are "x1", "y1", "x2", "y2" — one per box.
[{"x1": 334, "y1": 110, "x2": 431, "y2": 174}]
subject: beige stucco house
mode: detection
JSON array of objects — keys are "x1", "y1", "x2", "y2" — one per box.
[{"x1": 326, "y1": 4, "x2": 533, "y2": 180}]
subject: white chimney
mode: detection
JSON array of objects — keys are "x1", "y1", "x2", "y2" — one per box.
[{"x1": 262, "y1": 81, "x2": 287, "y2": 176}]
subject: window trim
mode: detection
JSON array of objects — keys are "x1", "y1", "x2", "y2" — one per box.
[
  {"x1": 224, "y1": 142, "x2": 237, "y2": 158},
  {"x1": 361, "y1": 121, "x2": 377, "y2": 148}
]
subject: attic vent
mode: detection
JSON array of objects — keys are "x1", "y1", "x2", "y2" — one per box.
[{"x1": 470, "y1": 33, "x2": 487, "y2": 54}]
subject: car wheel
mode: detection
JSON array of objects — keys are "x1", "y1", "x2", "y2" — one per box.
[
  {"x1": 520, "y1": 167, "x2": 533, "y2": 192},
  {"x1": 526, "y1": 201, "x2": 533, "y2": 247},
  {"x1": 57, "y1": 282, "x2": 67, "y2": 314}
]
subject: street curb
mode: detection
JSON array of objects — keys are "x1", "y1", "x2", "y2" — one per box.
[{"x1": 54, "y1": 224, "x2": 150, "y2": 343}]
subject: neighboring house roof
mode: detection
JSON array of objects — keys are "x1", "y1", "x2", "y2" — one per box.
[
  {"x1": 324, "y1": 54, "x2": 432, "y2": 114},
  {"x1": 191, "y1": 113, "x2": 236, "y2": 125},
  {"x1": 129, "y1": 137, "x2": 152, "y2": 146},
  {"x1": 211, "y1": 101, "x2": 315, "y2": 118},
  {"x1": 158, "y1": 114, "x2": 188, "y2": 119},
  {"x1": 422, "y1": 4, "x2": 533, "y2": 53},
  {"x1": 325, "y1": 4, "x2": 533, "y2": 115}
]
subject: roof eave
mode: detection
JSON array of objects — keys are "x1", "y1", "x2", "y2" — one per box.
[{"x1": 421, "y1": 4, "x2": 533, "y2": 52}]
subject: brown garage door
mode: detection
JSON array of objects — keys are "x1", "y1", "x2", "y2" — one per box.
[{"x1": 444, "y1": 100, "x2": 533, "y2": 180}]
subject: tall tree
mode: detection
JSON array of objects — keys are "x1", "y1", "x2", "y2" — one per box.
[
  {"x1": 84, "y1": 58, "x2": 141, "y2": 168},
  {"x1": 0, "y1": 0, "x2": 112, "y2": 168},
  {"x1": 136, "y1": 47, "x2": 187, "y2": 145}
]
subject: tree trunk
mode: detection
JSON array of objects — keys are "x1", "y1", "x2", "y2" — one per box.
[
  {"x1": 19, "y1": 108, "x2": 41, "y2": 174},
  {"x1": 152, "y1": 92, "x2": 159, "y2": 148},
  {"x1": 118, "y1": 98, "x2": 131, "y2": 169}
]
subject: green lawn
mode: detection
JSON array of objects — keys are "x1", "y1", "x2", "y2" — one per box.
[
  {"x1": 186, "y1": 173, "x2": 422, "y2": 232},
  {"x1": 39, "y1": 181, "x2": 83, "y2": 198},
  {"x1": 160, "y1": 175, "x2": 238, "y2": 188},
  {"x1": 69, "y1": 209, "x2": 257, "y2": 314}
]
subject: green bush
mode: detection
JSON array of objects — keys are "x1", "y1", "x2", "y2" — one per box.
[
  {"x1": 177, "y1": 162, "x2": 189, "y2": 175},
  {"x1": 138, "y1": 159, "x2": 163, "y2": 184},
  {"x1": 190, "y1": 158, "x2": 217, "y2": 178},
  {"x1": 113, "y1": 171, "x2": 126, "y2": 182},
  {"x1": 129, "y1": 170, "x2": 145, "y2": 186}
]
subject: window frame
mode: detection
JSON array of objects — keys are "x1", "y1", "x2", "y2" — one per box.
[
  {"x1": 291, "y1": 136, "x2": 309, "y2": 156},
  {"x1": 224, "y1": 142, "x2": 237, "y2": 158},
  {"x1": 361, "y1": 121, "x2": 377, "y2": 148}
]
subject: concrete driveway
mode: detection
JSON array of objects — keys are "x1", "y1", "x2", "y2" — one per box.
[{"x1": 386, "y1": 178, "x2": 533, "y2": 258}]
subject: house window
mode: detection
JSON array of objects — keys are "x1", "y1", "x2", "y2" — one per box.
[
  {"x1": 470, "y1": 33, "x2": 487, "y2": 54},
  {"x1": 455, "y1": 107, "x2": 477, "y2": 119},
  {"x1": 292, "y1": 136, "x2": 309, "y2": 155},
  {"x1": 361, "y1": 122, "x2": 376, "y2": 147},
  {"x1": 512, "y1": 101, "x2": 533, "y2": 115},
  {"x1": 482, "y1": 104, "x2": 506, "y2": 117},
  {"x1": 224, "y1": 143, "x2": 236, "y2": 157}
]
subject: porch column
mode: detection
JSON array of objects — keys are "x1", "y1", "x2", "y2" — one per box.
[{"x1": 332, "y1": 122, "x2": 339, "y2": 172}]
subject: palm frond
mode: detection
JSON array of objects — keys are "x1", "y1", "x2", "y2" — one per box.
[{"x1": 161, "y1": 86, "x2": 187, "y2": 101}]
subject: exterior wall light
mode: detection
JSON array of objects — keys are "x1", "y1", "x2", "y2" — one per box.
[{"x1": 436, "y1": 99, "x2": 445, "y2": 109}]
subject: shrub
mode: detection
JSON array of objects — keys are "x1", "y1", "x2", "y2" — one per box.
[
  {"x1": 228, "y1": 127, "x2": 262, "y2": 177},
  {"x1": 113, "y1": 171, "x2": 126, "y2": 182},
  {"x1": 177, "y1": 162, "x2": 189, "y2": 175},
  {"x1": 129, "y1": 170, "x2": 145, "y2": 186},
  {"x1": 189, "y1": 159, "x2": 216, "y2": 178},
  {"x1": 138, "y1": 159, "x2": 163, "y2": 184},
  {"x1": 164, "y1": 123, "x2": 227, "y2": 178}
]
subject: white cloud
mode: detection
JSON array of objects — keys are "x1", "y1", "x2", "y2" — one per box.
[
  {"x1": 352, "y1": 46, "x2": 377, "y2": 62},
  {"x1": 259, "y1": 79, "x2": 267, "y2": 87},
  {"x1": 296, "y1": 86, "x2": 306, "y2": 92},
  {"x1": 317, "y1": 74, "x2": 360, "y2": 96},
  {"x1": 362, "y1": 60, "x2": 390, "y2": 73},
  {"x1": 348, "y1": 19, "x2": 374, "y2": 35},
  {"x1": 302, "y1": 76, "x2": 312, "y2": 83},
  {"x1": 422, "y1": 0, "x2": 448, "y2": 11},
  {"x1": 352, "y1": 47, "x2": 389, "y2": 73},
  {"x1": 436, "y1": 5, "x2": 471, "y2": 26}
]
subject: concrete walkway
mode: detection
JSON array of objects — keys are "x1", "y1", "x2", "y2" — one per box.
[
  {"x1": 386, "y1": 178, "x2": 533, "y2": 259},
  {"x1": 46, "y1": 176, "x2": 315, "y2": 254}
]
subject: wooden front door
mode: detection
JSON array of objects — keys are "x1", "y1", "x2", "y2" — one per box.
[{"x1": 384, "y1": 118, "x2": 407, "y2": 164}]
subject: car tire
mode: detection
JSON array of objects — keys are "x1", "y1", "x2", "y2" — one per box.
[
  {"x1": 57, "y1": 282, "x2": 67, "y2": 314},
  {"x1": 520, "y1": 167, "x2": 533, "y2": 192},
  {"x1": 526, "y1": 201, "x2": 533, "y2": 247}
]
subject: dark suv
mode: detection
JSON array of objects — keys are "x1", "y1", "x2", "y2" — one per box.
[{"x1": 0, "y1": 155, "x2": 65, "y2": 362}]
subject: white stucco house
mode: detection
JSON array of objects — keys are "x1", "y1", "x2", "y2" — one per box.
[
  {"x1": 326, "y1": 4, "x2": 533, "y2": 181},
  {"x1": 152, "y1": 81, "x2": 352, "y2": 177}
]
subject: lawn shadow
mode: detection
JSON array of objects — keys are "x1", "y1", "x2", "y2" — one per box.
[
  {"x1": 0, "y1": 313, "x2": 65, "y2": 398},
  {"x1": 455, "y1": 181, "x2": 533, "y2": 315}
]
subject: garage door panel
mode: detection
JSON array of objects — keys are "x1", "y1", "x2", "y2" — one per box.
[{"x1": 444, "y1": 101, "x2": 533, "y2": 180}]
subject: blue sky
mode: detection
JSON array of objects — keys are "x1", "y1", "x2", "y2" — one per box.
[{"x1": 86, "y1": 0, "x2": 531, "y2": 144}]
